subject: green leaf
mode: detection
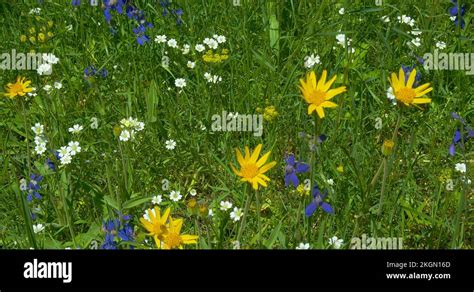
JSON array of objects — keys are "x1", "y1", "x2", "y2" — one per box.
[
  {"x1": 103, "y1": 195, "x2": 119, "y2": 211},
  {"x1": 122, "y1": 196, "x2": 151, "y2": 210}
]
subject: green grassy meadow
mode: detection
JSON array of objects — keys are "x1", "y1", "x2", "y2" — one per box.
[{"x1": 0, "y1": 0, "x2": 472, "y2": 249}]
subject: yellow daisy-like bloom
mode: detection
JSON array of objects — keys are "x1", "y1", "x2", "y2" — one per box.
[
  {"x1": 140, "y1": 206, "x2": 171, "y2": 248},
  {"x1": 389, "y1": 68, "x2": 432, "y2": 106},
  {"x1": 299, "y1": 70, "x2": 347, "y2": 119},
  {"x1": 162, "y1": 217, "x2": 198, "y2": 249},
  {"x1": 230, "y1": 144, "x2": 277, "y2": 190},
  {"x1": 4, "y1": 77, "x2": 33, "y2": 99}
]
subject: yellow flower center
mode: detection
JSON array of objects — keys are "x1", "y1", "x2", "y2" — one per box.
[
  {"x1": 395, "y1": 87, "x2": 416, "y2": 104},
  {"x1": 10, "y1": 83, "x2": 24, "y2": 95},
  {"x1": 152, "y1": 223, "x2": 167, "y2": 237},
  {"x1": 241, "y1": 163, "x2": 259, "y2": 179},
  {"x1": 166, "y1": 232, "x2": 182, "y2": 249},
  {"x1": 308, "y1": 90, "x2": 326, "y2": 106}
]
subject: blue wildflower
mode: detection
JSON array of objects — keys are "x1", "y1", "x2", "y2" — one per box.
[
  {"x1": 27, "y1": 174, "x2": 43, "y2": 201},
  {"x1": 46, "y1": 157, "x2": 56, "y2": 172},
  {"x1": 101, "y1": 233, "x2": 117, "y2": 250},
  {"x1": 284, "y1": 154, "x2": 309, "y2": 188},
  {"x1": 84, "y1": 66, "x2": 97, "y2": 77},
  {"x1": 118, "y1": 223, "x2": 134, "y2": 242},
  {"x1": 305, "y1": 185, "x2": 334, "y2": 217},
  {"x1": 71, "y1": 0, "x2": 80, "y2": 6},
  {"x1": 449, "y1": 112, "x2": 473, "y2": 156},
  {"x1": 449, "y1": 0, "x2": 466, "y2": 29},
  {"x1": 99, "y1": 68, "x2": 108, "y2": 78}
]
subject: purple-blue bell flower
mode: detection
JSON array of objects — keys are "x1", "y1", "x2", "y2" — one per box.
[
  {"x1": 284, "y1": 154, "x2": 309, "y2": 188},
  {"x1": 136, "y1": 34, "x2": 150, "y2": 45},
  {"x1": 46, "y1": 157, "x2": 56, "y2": 172},
  {"x1": 449, "y1": 0, "x2": 466, "y2": 29},
  {"x1": 71, "y1": 0, "x2": 80, "y2": 6},
  {"x1": 101, "y1": 233, "x2": 117, "y2": 249},
  {"x1": 305, "y1": 185, "x2": 334, "y2": 217},
  {"x1": 449, "y1": 0, "x2": 466, "y2": 17},
  {"x1": 449, "y1": 112, "x2": 473, "y2": 156},
  {"x1": 118, "y1": 223, "x2": 134, "y2": 242}
]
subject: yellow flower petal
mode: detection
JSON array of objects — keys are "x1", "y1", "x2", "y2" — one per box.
[
  {"x1": 256, "y1": 150, "x2": 271, "y2": 167},
  {"x1": 249, "y1": 144, "x2": 262, "y2": 164},
  {"x1": 259, "y1": 161, "x2": 276, "y2": 174},
  {"x1": 317, "y1": 70, "x2": 327, "y2": 90},
  {"x1": 321, "y1": 74, "x2": 337, "y2": 92},
  {"x1": 415, "y1": 87, "x2": 433, "y2": 97},
  {"x1": 315, "y1": 106, "x2": 325, "y2": 118},
  {"x1": 412, "y1": 98, "x2": 431, "y2": 104},
  {"x1": 325, "y1": 86, "x2": 347, "y2": 100},
  {"x1": 309, "y1": 71, "x2": 317, "y2": 88},
  {"x1": 390, "y1": 73, "x2": 401, "y2": 91},
  {"x1": 406, "y1": 68, "x2": 417, "y2": 88},
  {"x1": 321, "y1": 101, "x2": 338, "y2": 108},
  {"x1": 398, "y1": 68, "x2": 405, "y2": 87}
]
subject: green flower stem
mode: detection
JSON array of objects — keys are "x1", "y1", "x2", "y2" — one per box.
[
  {"x1": 306, "y1": 114, "x2": 320, "y2": 238},
  {"x1": 60, "y1": 170, "x2": 77, "y2": 247},
  {"x1": 377, "y1": 110, "x2": 401, "y2": 215},
  {"x1": 20, "y1": 100, "x2": 37, "y2": 249},
  {"x1": 236, "y1": 184, "x2": 251, "y2": 243},
  {"x1": 255, "y1": 189, "x2": 261, "y2": 246}
]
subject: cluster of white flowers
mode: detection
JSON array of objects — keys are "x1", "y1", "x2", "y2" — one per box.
[
  {"x1": 195, "y1": 44, "x2": 205, "y2": 53},
  {"x1": 335, "y1": 33, "x2": 355, "y2": 53},
  {"x1": 446, "y1": 163, "x2": 471, "y2": 191},
  {"x1": 393, "y1": 15, "x2": 423, "y2": 48},
  {"x1": 454, "y1": 162, "x2": 466, "y2": 173},
  {"x1": 165, "y1": 139, "x2": 176, "y2": 150},
  {"x1": 33, "y1": 223, "x2": 45, "y2": 234},
  {"x1": 29, "y1": 7, "x2": 41, "y2": 15},
  {"x1": 155, "y1": 34, "x2": 211, "y2": 56},
  {"x1": 219, "y1": 200, "x2": 233, "y2": 211},
  {"x1": 232, "y1": 240, "x2": 240, "y2": 249},
  {"x1": 410, "y1": 37, "x2": 421, "y2": 47},
  {"x1": 37, "y1": 53, "x2": 59, "y2": 76},
  {"x1": 230, "y1": 207, "x2": 243, "y2": 222},
  {"x1": 304, "y1": 53, "x2": 320, "y2": 69},
  {"x1": 43, "y1": 81, "x2": 63, "y2": 94},
  {"x1": 326, "y1": 178, "x2": 335, "y2": 186},
  {"x1": 397, "y1": 15, "x2": 415, "y2": 27},
  {"x1": 436, "y1": 41, "x2": 447, "y2": 50},
  {"x1": 328, "y1": 236, "x2": 344, "y2": 249},
  {"x1": 296, "y1": 242, "x2": 310, "y2": 249},
  {"x1": 204, "y1": 72, "x2": 222, "y2": 84},
  {"x1": 68, "y1": 124, "x2": 83, "y2": 134},
  {"x1": 187, "y1": 61, "x2": 195, "y2": 69},
  {"x1": 26, "y1": 87, "x2": 37, "y2": 97},
  {"x1": 338, "y1": 8, "x2": 345, "y2": 15},
  {"x1": 119, "y1": 117, "x2": 145, "y2": 142},
  {"x1": 151, "y1": 195, "x2": 162, "y2": 205},
  {"x1": 31, "y1": 123, "x2": 47, "y2": 155},
  {"x1": 386, "y1": 87, "x2": 397, "y2": 105},
  {"x1": 169, "y1": 190, "x2": 182, "y2": 202},
  {"x1": 181, "y1": 44, "x2": 190, "y2": 55},
  {"x1": 174, "y1": 78, "x2": 186, "y2": 88},
  {"x1": 57, "y1": 141, "x2": 81, "y2": 165}
]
